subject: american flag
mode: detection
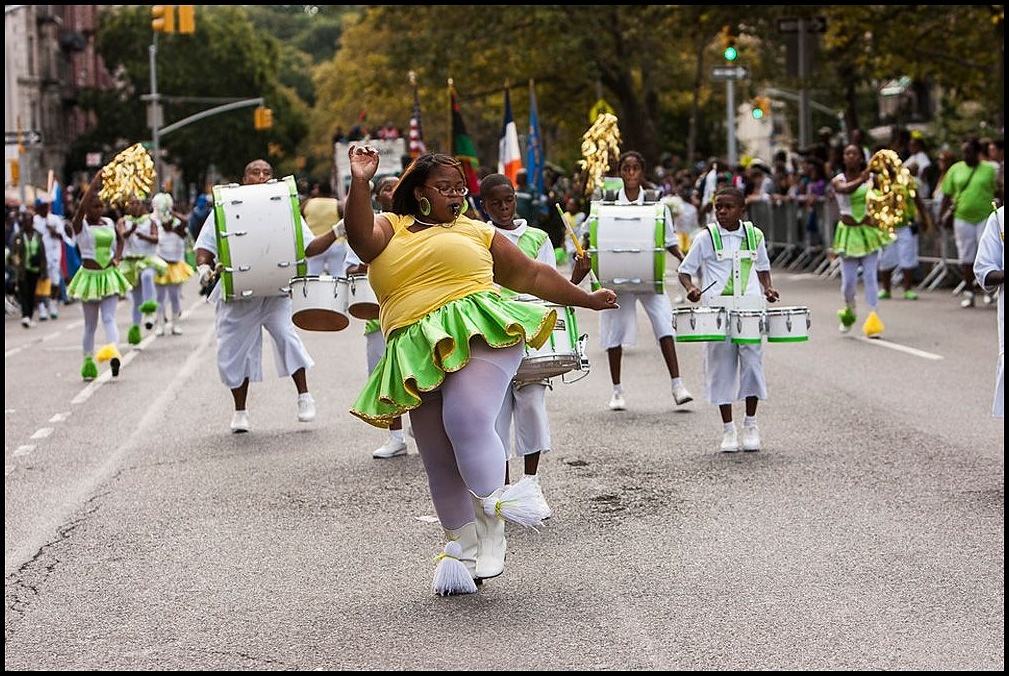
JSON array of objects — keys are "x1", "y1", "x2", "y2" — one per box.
[{"x1": 409, "y1": 74, "x2": 426, "y2": 158}]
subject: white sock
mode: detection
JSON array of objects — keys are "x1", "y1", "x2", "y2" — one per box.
[
  {"x1": 613, "y1": 384, "x2": 624, "y2": 395},
  {"x1": 298, "y1": 392, "x2": 313, "y2": 402},
  {"x1": 743, "y1": 415, "x2": 757, "y2": 428},
  {"x1": 390, "y1": 429, "x2": 405, "y2": 443},
  {"x1": 671, "y1": 377, "x2": 683, "y2": 388},
  {"x1": 723, "y1": 422, "x2": 735, "y2": 432}
]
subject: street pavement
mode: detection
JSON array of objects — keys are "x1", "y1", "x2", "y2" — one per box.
[{"x1": 4, "y1": 273, "x2": 1004, "y2": 669}]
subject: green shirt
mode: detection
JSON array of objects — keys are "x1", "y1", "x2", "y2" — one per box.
[{"x1": 941, "y1": 161, "x2": 996, "y2": 224}]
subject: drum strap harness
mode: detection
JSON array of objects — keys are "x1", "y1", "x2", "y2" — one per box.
[
  {"x1": 706, "y1": 221, "x2": 761, "y2": 297},
  {"x1": 500, "y1": 228, "x2": 551, "y2": 299}
]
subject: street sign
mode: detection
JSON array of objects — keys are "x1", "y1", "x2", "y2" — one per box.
[
  {"x1": 4, "y1": 130, "x2": 42, "y2": 146},
  {"x1": 711, "y1": 65, "x2": 750, "y2": 81},
  {"x1": 777, "y1": 16, "x2": 827, "y2": 33}
]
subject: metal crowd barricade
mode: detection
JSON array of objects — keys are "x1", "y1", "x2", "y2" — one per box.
[{"x1": 747, "y1": 196, "x2": 963, "y2": 291}]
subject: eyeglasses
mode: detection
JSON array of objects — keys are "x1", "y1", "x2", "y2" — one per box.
[{"x1": 423, "y1": 184, "x2": 469, "y2": 197}]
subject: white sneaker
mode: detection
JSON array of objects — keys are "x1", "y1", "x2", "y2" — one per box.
[
  {"x1": 372, "y1": 437, "x2": 408, "y2": 459},
  {"x1": 171, "y1": 324, "x2": 183, "y2": 335},
  {"x1": 720, "y1": 427, "x2": 740, "y2": 453},
  {"x1": 960, "y1": 291, "x2": 975, "y2": 308},
  {"x1": 672, "y1": 382, "x2": 693, "y2": 405},
  {"x1": 297, "y1": 393, "x2": 316, "y2": 422},
  {"x1": 608, "y1": 390, "x2": 626, "y2": 411},
  {"x1": 230, "y1": 410, "x2": 250, "y2": 433},
  {"x1": 49, "y1": 308, "x2": 58, "y2": 320},
  {"x1": 21, "y1": 317, "x2": 30, "y2": 328},
  {"x1": 38, "y1": 306, "x2": 49, "y2": 320},
  {"x1": 741, "y1": 424, "x2": 761, "y2": 452},
  {"x1": 155, "y1": 324, "x2": 165, "y2": 336}
]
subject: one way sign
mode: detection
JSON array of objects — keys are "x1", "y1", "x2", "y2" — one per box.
[
  {"x1": 4, "y1": 130, "x2": 43, "y2": 146},
  {"x1": 711, "y1": 66, "x2": 750, "y2": 81}
]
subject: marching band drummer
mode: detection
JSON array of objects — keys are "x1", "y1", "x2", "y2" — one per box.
[
  {"x1": 195, "y1": 159, "x2": 318, "y2": 433},
  {"x1": 481, "y1": 173, "x2": 593, "y2": 515},
  {"x1": 678, "y1": 187, "x2": 779, "y2": 453},
  {"x1": 973, "y1": 206, "x2": 1004, "y2": 418},
  {"x1": 601, "y1": 151, "x2": 693, "y2": 411},
  {"x1": 345, "y1": 147, "x2": 616, "y2": 595}
]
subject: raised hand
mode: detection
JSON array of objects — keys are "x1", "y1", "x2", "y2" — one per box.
[
  {"x1": 348, "y1": 145, "x2": 380, "y2": 181},
  {"x1": 586, "y1": 288, "x2": 619, "y2": 311}
]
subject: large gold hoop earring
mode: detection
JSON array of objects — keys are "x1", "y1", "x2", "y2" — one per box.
[{"x1": 418, "y1": 196, "x2": 432, "y2": 216}]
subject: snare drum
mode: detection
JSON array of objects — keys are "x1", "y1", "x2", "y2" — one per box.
[
  {"x1": 729, "y1": 309, "x2": 764, "y2": 345},
  {"x1": 588, "y1": 201, "x2": 667, "y2": 294},
  {"x1": 213, "y1": 176, "x2": 306, "y2": 301},
  {"x1": 765, "y1": 306, "x2": 810, "y2": 343},
  {"x1": 346, "y1": 274, "x2": 379, "y2": 320},
  {"x1": 290, "y1": 276, "x2": 349, "y2": 331},
  {"x1": 672, "y1": 307, "x2": 727, "y2": 342},
  {"x1": 514, "y1": 298, "x2": 586, "y2": 382}
]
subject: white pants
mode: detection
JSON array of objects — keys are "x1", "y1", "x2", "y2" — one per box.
[
  {"x1": 307, "y1": 242, "x2": 347, "y2": 277},
  {"x1": 954, "y1": 218, "x2": 985, "y2": 265},
  {"x1": 496, "y1": 381, "x2": 551, "y2": 458},
  {"x1": 704, "y1": 339, "x2": 767, "y2": 405},
  {"x1": 214, "y1": 296, "x2": 314, "y2": 389},
  {"x1": 599, "y1": 291, "x2": 674, "y2": 349},
  {"x1": 365, "y1": 329, "x2": 385, "y2": 373},
  {"x1": 879, "y1": 226, "x2": 919, "y2": 271},
  {"x1": 46, "y1": 257, "x2": 62, "y2": 287}
]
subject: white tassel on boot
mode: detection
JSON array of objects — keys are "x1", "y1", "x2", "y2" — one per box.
[
  {"x1": 431, "y1": 541, "x2": 478, "y2": 596},
  {"x1": 480, "y1": 480, "x2": 551, "y2": 529}
]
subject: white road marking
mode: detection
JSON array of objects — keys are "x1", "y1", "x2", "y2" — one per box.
[
  {"x1": 30, "y1": 428, "x2": 54, "y2": 440},
  {"x1": 857, "y1": 336, "x2": 943, "y2": 361},
  {"x1": 14, "y1": 444, "x2": 35, "y2": 457},
  {"x1": 49, "y1": 412, "x2": 71, "y2": 423}
]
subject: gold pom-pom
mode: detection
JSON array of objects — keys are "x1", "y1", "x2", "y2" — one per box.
[
  {"x1": 866, "y1": 149, "x2": 915, "y2": 235},
  {"x1": 98, "y1": 143, "x2": 156, "y2": 208},
  {"x1": 578, "y1": 113, "x2": 622, "y2": 196}
]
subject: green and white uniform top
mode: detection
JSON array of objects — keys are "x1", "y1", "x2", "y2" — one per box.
[
  {"x1": 76, "y1": 217, "x2": 118, "y2": 267},
  {"x1": 123, "y1": 215, "x2": 158, "y2": 257},
  {"x1": 678, "y1": 220, "x2": 770, "y2": 305},
  {"x1": 490, "y1": 219, "x2": 556, "y2": 299}
]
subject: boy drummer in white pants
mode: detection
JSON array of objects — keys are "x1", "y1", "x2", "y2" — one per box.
[{"x1": 678, "y1": 187, "x2": 780, "y2": 452}]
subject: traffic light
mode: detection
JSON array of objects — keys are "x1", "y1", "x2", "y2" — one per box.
[
  {"x1": 751, "y1": 96, "x2": 771, "y2": 120},
  {"x1": 177, "y1": 5, "x2": 195, "y2": 34},
  {"x1": 254, "y1": 106, "x2": 273, "y2": 130},
  {"x1": 151, "y1": 5, "x2": 176, "y2": 33},
  {"x1": 720, "y1": 25, "x2": 738, "y2": 62}
]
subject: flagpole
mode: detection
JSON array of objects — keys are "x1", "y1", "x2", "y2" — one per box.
[{"x1": 447, "y1": 78, "x2": 454, "y2": 155}]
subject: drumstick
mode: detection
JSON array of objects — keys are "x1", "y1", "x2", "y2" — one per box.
[{"x1": 555, "y1": 203, "x2": 600, "y2": 290}]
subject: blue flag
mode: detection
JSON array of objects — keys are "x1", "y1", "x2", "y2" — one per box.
[{"x1": 526, "y1": 80, "x2": 544, "y2": 196}]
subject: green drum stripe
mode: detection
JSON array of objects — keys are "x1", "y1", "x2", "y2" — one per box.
[
  {"x1": 732, "y1": 338, "x2": 763, "y2": 344},
  {"x1": 767, "y1": 336, "x2": 809, "y2": 343},
  {"x1": 654, "y1": 205, "x2": 665, "y2": 293},
  {"x1": 287, "y1": 176, "x2": 307, "y2": 278},
  {"x1": 676, "y1": 334, "x2": 727, "y2": 342},
  {"x1": 588, "y1": 210, "x2": 599, "y2": 281},
  {"x1": 212, "y1": 185, "x2": 234, "y2": 301}
]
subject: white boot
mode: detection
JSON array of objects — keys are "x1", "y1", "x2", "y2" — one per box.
[
  {"x1": 432, "y1": 522, "x2": 479, "y2": 596},
  {"x1": 472, "y1": 495, "x2": 507, "y2": 580}
]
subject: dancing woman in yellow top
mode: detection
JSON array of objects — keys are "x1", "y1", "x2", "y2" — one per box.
[{"x1": 346, "y1": 147, "x2": 617, "y2": 595}]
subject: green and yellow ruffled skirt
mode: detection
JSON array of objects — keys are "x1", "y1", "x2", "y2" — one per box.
[
  {"x1": 351, "y1": 291, "x2": 556, "y2": 428},
  {"x1": 833, "y1": 222, "x2": 894, "y2": 258},
  {"x1": 67, "y1": 266, "x2": 132, "y2": 301},
  {"x1": 120, "y1": 255, "x2": 169, "y2": 287},
  {"x1": 155, "y1": 260, "x2": 195, "y2": 285}
]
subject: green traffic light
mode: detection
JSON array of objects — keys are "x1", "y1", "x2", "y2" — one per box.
[
  {"x1": 723, "y1": 46, "x2": 738, "y2": 61},
  {"x1": 751, "y1": 108, "x2": 764, "y2": 120}
]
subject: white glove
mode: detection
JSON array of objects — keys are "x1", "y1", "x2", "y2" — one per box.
[{"x1": 197, "y1": 263, "x2": 213, "y2": 286}]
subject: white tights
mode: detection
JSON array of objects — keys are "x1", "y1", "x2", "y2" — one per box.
[
  {"x1": 409, "y1": 339, "x2": 524, "y2": 530},
  {"x1": 156, "y1": 283, "x2": 182, "y2": 322},
  {"x1": 82, "y1": 296, "x2": 119, "y2": 355},
  {"x1": 840, "y1": 251, "x2": 879, "y2": 310},
  {"x1": 130, "y1": 268, "x2": 157, "y2": 325}
]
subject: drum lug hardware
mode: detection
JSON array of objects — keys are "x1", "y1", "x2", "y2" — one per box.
[
  {"x1": 277, "y1": 261, "x2": 292, "y2": 268},
  {"x1": 269, "y1": 195, "x2": 283, "y2": 201},
  {"x1": 610, "y1": 248, "x2": 642, "y2": 253},
  {"x1": 238, "y1": 265, "x2": 250, "y2": 272},
  {"x1": 229, "y1": 200, "x2": 244, "y2": 206},
  {"x1": 240, "y1": 290, "x2": 254, "y2": 298},
  {"x1": 221, "y1": 231, "x2": 247, "y2": 238}
]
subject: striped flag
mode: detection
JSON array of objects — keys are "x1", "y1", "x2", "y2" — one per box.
[
  {"x1": 497, "y1": 87, "x2": 522, "y2": 186},
  {"x1": 526, "y1": 79, "x2": 545, "y2": 196},
  {"x1": 450, "y1": 81, "x2": 481, "y2": 195},
  {"x1": 408, "y1": 72, "x2": 426, "y2": 158}
]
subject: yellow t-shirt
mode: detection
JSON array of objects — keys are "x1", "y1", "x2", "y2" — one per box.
[
  {"x1": 302, "y1": 197, "x2": 341, "y2": 238},
  {"x1": 369, "y1": 213, "x2": 499, "y2": 336}
]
